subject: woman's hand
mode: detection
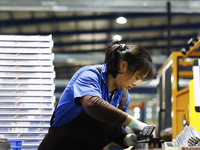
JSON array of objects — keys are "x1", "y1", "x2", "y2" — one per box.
[
  {"x1": 123, "y1": 114, "x2": 147, "y2": 131},
  {"x1": 124, "y1": 133, "x2": 138, "y2": 146}
]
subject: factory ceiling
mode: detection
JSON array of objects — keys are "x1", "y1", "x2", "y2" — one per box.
[
  {"x1": 0, "y1": 0, "x2": 200, "y2": 100},
  {"x1": 0, "y1": 0, "x2": 200, "y2": 13}
]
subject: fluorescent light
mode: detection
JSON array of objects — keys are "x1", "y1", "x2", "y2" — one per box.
[
  {"x1": 116, "y1": 16, "x2": 127, "y2": 24},
  {"x1": 112, "y1": 35, "x2": 122, "y2": 41}
]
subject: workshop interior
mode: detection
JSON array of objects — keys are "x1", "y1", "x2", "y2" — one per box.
[{"x1": 0, "y1": 0, "x2": 200, "y2": 150}]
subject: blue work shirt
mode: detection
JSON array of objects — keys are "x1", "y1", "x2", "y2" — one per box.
[{"x1": 52, "y1": 64, "x2": 130, "y2": 127}]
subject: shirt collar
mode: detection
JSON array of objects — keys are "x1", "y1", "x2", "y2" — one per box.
[{"x1": 101, "y1": 64, "x2": 108, "y2": 86}]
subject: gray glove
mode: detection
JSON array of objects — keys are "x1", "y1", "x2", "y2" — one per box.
[{"x1": 125, "y1": 133, "x2": 138, "y2": 146}]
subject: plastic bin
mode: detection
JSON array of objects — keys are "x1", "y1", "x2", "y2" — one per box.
[{"x1": 7, "y1": 140, "x2": 22, "y2": 150}]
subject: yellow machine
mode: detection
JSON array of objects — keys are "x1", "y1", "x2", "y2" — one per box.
[
  {"x1": 157, "y1": 37, "x2": 200, "y2": 140},
  {"x1": 189, "y1": 80, "x2": 200, "y2": 132}
]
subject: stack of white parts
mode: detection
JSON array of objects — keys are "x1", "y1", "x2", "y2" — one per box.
[
  {"x1": 172, "y1": 125, "x2": 200, "y2": 147},
  {"x1": 0, "y1": 35, "x2": 55, "y2": 150}
]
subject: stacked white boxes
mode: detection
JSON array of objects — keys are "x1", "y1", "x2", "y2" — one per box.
[{"x1": 0, "y1": 35, "x2": 55, "y2": 150}]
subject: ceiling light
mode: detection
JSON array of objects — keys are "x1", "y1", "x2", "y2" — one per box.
[
  {"x1": 112, "y1": 35, "x2": 122, "y2": 41},
  {"x1": 116, "y1": 16, "x2": 127, "y2": 24}
]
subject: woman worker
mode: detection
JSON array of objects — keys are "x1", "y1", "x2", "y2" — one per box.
[{"x1": 38, "y1": 40, "x2": 156, "y2": 150}]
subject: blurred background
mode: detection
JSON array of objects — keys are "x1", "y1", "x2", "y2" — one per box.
[
  {"x1": 0, "y1": 0, "x2": 200, "y2": 149},
  {"x1": 1, "y1": 0, "x2": 200, "y2": 131}
]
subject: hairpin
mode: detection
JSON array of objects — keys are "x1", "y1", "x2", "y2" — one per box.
[{"x1": 119, "y1": 43, "x2": 125, "y2": 51}]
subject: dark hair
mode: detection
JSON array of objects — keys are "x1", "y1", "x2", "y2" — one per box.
[{"x1": 104, "y1": 40, "x2": 156, "y2": 80}]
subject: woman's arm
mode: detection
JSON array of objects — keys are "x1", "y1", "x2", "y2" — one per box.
[{"x1": 79, "y1": 95, "x2": 131, "y2": 126}]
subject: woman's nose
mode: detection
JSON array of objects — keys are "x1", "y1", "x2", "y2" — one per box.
[{"x1": 133, "y1": 80, "x2": 143, "y2": 86}]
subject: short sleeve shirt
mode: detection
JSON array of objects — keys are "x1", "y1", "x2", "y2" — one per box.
[{"x1": 52, "y1": 64, "x2": 130, "y2": 127}]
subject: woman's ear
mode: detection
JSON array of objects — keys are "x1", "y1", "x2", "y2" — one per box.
[{"x1": 119, "y1": 61, "x2": 128, "y2": 73}]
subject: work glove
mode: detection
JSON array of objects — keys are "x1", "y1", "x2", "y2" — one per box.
[
  {"x1": 125, "y1": 133, "x2": 138, "y2": 146},
  {"x1": 127, "y1": 116, "x2": 155, "y2": 140},
  {"x1": 132, "y1": 128, "x2": 142, "y2": 135},
  {"x1": 127, "y1": 116, "x2": 147, "y2": 131}
]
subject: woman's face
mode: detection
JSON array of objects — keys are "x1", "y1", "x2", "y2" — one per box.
[{"x1": 113, "y1": 67, "x2": 146, "y2": 92}]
